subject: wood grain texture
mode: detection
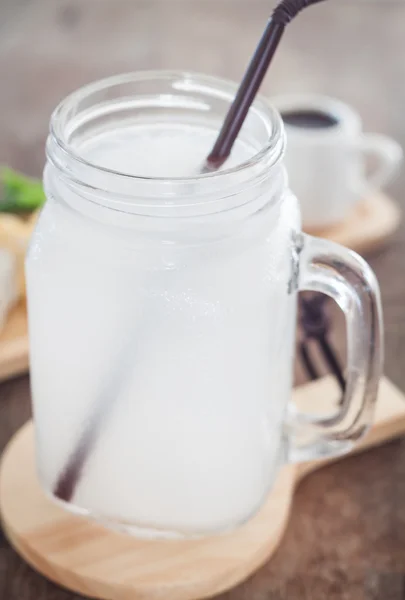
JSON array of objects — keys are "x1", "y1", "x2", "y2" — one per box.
[
  {"x1": 1, "y1": 377, "x2": 405, "y2": 600},
  {"x1": 0, "y1": 1, "x2": 405, "y2": 599}
]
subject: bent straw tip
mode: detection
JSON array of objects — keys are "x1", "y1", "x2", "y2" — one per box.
[{"x1": 272, "y1": 0, "x2": 326, "y2": 26}]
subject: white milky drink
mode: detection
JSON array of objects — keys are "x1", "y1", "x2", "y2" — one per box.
[{"x1": 27, "y1": 115, "x2": 298, "y2": 536}]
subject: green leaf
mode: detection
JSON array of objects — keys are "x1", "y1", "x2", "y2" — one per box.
[{"x1": 0, "y1": 167, "x2": 45, "y2": 213}]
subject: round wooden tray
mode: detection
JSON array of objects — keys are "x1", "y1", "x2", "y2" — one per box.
[{"x1": 0, "y1": 421, "x2": 295, "y2": 600}]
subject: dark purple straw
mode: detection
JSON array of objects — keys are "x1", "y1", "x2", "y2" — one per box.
[
  {"x1": 204, "y1": 0, "x2": 327, "y2": 171},
  {"x1": 54, "y1": 0, "x2": 329, "y2": 504},
  {"x1": 299, "y1": 295, "x2": 345, "y2": 396}
]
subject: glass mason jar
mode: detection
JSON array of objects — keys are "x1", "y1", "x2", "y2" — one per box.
[{"x1": 26, "y1": 71, "x2": 383, "y2": 538}]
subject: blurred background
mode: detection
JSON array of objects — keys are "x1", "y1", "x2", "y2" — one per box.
[{"x1": 1, "y1": 1, "x2": 405, "y2": 599}]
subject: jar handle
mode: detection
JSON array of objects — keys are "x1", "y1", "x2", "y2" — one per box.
[{"x1": 288, "y1": 234, "x2": 383, "y2": 462}]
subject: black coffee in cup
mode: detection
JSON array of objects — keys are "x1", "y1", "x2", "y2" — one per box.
[{"x1": 281, "y1": 109, "x2": 339, "y2": 129}]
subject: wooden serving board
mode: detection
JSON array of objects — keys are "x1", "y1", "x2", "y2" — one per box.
[
  {"x1": 0, "y1": 300, "x2": 28, "y2": 382},
  {"x1": 305, "y1": 193, "x2": 401, "y2": 253},
  {"x1": 1, "y1": 375, "x2": 405, "y2": 600},
  {"x1": 0, "y1": 192, "x2": 400, "y2": 383}
]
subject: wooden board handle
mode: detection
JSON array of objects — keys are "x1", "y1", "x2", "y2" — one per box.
[{"x1": 295, "y1": 376, "x2": 405, "y2": 480}]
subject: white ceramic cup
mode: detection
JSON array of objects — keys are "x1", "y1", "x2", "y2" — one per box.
[{"x1": 272, "y1": 94, "x2": 403, "y2": 230}]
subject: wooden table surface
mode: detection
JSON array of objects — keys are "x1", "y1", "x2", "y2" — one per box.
[{"x1": 1, "y1": 1, "x2": 405, "y2": 598}]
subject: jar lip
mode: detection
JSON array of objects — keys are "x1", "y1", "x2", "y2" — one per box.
[{"x1": 50, "y1": 70, "x2": 285, "y2": 186}]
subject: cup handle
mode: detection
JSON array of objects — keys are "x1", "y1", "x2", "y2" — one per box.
[
  {"x1": 288, "y1": 234, "x2": 383, "y2": 462},
  {"x1": 358, "y1": 133, "x2": 402, "y2": 192}
]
